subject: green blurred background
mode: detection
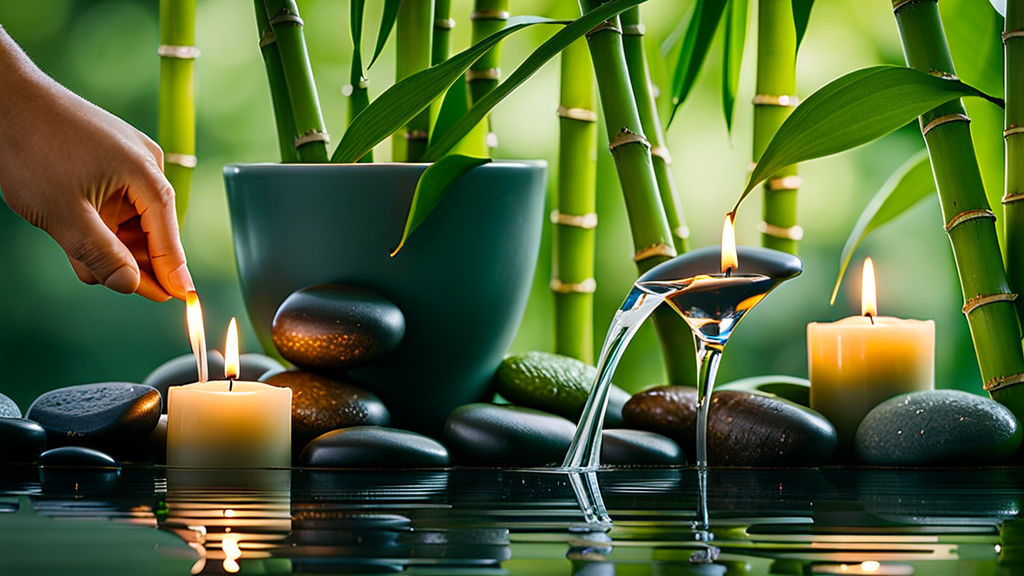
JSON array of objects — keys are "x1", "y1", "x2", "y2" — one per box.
[{"x1": 0, "y1": 0, "x2": 1002, "y2": 411}]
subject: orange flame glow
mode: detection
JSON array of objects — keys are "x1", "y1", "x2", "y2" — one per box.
[
  {"x1": 861, "y1": 257, "x2": 878, "y2": 318},
  {"x1": 225, "y1": 318, "x2": 239, "y2": 381},
  {"x1": 721, "y1": 214, "x2": 738, "y2": 274},
  {"x1": 185, "y1": 291, "x2": 209, "y2": 382}
]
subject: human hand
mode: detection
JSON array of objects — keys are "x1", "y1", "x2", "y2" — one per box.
[{"x1": 0, "y1": 30, "x2": 192, "y2": 302}]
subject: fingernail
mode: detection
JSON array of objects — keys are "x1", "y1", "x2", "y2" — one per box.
[
  {"x1": 169, "y1": 262, "x2": 195, "y2": 296},
  {"x1": 105, "y1": 266, "x2": 139, "y2": 294}
]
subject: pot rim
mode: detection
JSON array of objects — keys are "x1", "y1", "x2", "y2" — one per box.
[{"x1": 224, "y1": 159, "x2": 546, "y2": 174}]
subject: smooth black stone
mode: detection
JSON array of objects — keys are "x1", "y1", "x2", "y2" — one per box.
[
  {"x1": 272, "y1": 284, "x2": 406, "y2": 372},
  {"x1": 148, "y1": 414, "x2": 167, "y2": 465},
  {"x1": 38, "y1": 446, "x2": 120, "y2": 469},
  {"x1": 601, "y1": 429, "x2": 684, "y2": 466},
  {"x1": 856, "y1": 390, "x2": 1021, "y2": 465},
  {"x1": 27, "y1": 383, "x2": 162, "y2": 454},
  {"x1": 239, "y1": 353, "x2": 285, "y2": 381},
  {"x1": 264, "y1": 370, "x2": 390, "y2": 455},
  {"x1": 300, "y1": 426, "x2": 450, "y2": 468},
  {"x1": 0, "y1": 418, "x2": 47, "y2": 464},
  {"x1": 143, "y1": 350, "x2": 226, "y2": 413},
  {"x1": 0, "y1": 391, "x2": 21, "y2": 418}
]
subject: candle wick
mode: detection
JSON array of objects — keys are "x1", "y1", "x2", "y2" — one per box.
[
  {"x1": 866, "y1": 313, "x2": 875, "y2": 325},
  {"x1": 229, "y1": 379, "x2": 234, "y2": 392},
  {"x1": 725, "y1": 267, "x2": 733, "y2": 278}
]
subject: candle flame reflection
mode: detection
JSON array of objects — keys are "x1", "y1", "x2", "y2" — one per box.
[
  {"x1": 721, "y1": 214, "x2": 738, "y2": 274},
  {"x1": 225, "y1": 318, "x2": 239, "y2": 381},
  {"x1": 186, "y1": 291, "x2": 209, "y2": 383},
  {"x1": 222, "y1": 534, "x2": 241, "y2": 573},
  {"x1": 861, "y1": 258, "x2": 878, "y2": 318}
]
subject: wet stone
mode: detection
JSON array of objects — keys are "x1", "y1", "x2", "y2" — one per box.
[
  {"x1": 27, "y1": 383, "x2": 162, "y2": 455},
  {"x1": 0, "y1": 392, "x2": 21, "y2": 418},
  {"x1": 0, "y1": 418, "x2": 47, "y2": 464},
  {"x1": 300, "y1": 426, "x2": 450, "y2": 468},
  {"x1": 238, "y1": 353, "x2": 285, "y2": 381},
  {"x1": 272, "y1": 284, "x2": 406, "y2": 372},
  {"x1": 623, "y1": 387, "x2": 836, "y2": 467},
  {"x1": 264, "y1": 370, "x2": 390, "y2": 455},
  {"x1": 602, "y1": 429, "x2": 684, "y2": 466},
  {"x1": 718, "y1": 375, "x2": 811, "y2": 407},
  {"x1": 856, "y1": 389, "x2": 1021, "y2": 466},
  {"x1": 143, "y1": 350, "x2": 225, "y2": 414},
  {"x1": 148, "y1": 414, "x2": 167, "y2": 465},
  {"x1": 38, "y1": 446, "x2": 120, "y2": 469}
]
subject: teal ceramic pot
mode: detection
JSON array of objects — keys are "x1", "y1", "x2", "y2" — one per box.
[{"x1": 224, "y1": 162, "x2": 547, "y2": 435}]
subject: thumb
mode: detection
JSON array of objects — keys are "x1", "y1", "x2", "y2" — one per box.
[{"x1": 50, "y1": 204, "x2": 140, "y2": 294}]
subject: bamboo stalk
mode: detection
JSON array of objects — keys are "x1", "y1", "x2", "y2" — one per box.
[
  {"x1": 580, "y1": 0, "x2": 696, "y2": 388},
  {"x1": 893, "y1": 0, "x2": 1024, "y2": 413},
  {"x1": 348, "y1": 0, "x2": 371, "y2": 162},
  {"x1": 158, "y1": 0, "x2": 197, "y2": 223},
  {"x1": 394, "y1": 0, "x2": 434, "y2": 162},
  {"x1": 254, "y1": 0, "x2": 299, "y2": 163},
  {"x1": 263, "y1": 0, "x2": 328, "y2": 163},
  {"x1": 754, "y1": 0, "x2": 800, "y2": 254},
  {"x1": 433, "y1": 0, "x2": 454, "y2": 66},
  {"x1": 620, "y1": 6, "x2": 689, "y2": 254},
  {"x1": 554, "y1": 37, "x2": 598, "y2": 363},
  {"x1": 1006, "y1": 0, "x2": 1024, "y2": 323},
  {"x1": 467, "y1": 0, "x2": 509, "y2": 154}
]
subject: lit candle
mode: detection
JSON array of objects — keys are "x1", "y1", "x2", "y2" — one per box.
[
  {"x1": 167, "y1": 314, "x2": 292, "y2": 468},
  {"x1": 807, "y1": 258, "x2": 935, "y2": 454}
]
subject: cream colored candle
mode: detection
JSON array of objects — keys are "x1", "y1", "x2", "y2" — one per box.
[
  {"x1": 167, "y1": 318, "x2": 292, "y2": 468},
  {"x1": 808, "y1": 258, "x2": 934, "y2": 453}
]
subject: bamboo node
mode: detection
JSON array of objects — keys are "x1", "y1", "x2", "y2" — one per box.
[
  {"x1": 487, "y1": 131, "x2": 499, "y2": 149},
  {"x1": 471, "y1": 10, "x2": 510, "y2": 21},
  {"x1": 294, "y1": 130, "x2": 329, "y2": 147},
  {"x1": 922, "y1": 113, "x2": 970, "y2": 136},
  {"x1": 634, "y1": 243, "x2": 677, "y2": 262},
  {"x1": 927, "y1": 69, "x2": 959, "y2": 81},
  {"x1": 1001, "y1": 29, "x2": 1024, "y2": 42},
  {"x1": 766, "y1": 175, "x2": 802, "y2": 191},
  {"x1": 557, "y1": 106, "x2": 597, "y2": 123},
  {"x1": 466, "y1": 68, "x2": 501, "y2": 81},
  {"x1": 944, "y1": 209, "x2": 995, "y2": 232},
  {"x1": 157, "y1": 44, "x2": 201, "y2": 60},
  {"x1": 259, "y1": 29, "x2": 277, "y2": 48},
  {"x1": 587, "y1": 21, "x2": 622, "y2": 38},
  {"x1": 650, "y1": 146, "x2": 672, "y2": 164},
  {"x1": 550, "y1": 278, "x2": 597, "y2": 294},
  {"x1": 1003, "y1": 193, "x2": 1024, "y2": 205},
  {"x1": 892, "y1": 0, "x2": 931, "y2": 13},
  {"x1": 165, "y1": 153, "x2": 197, "y2": 169},
  {"x1": 608, "y1": 128, "x2": 650, "y2": 153},
  {"x1": 1004, "y1": 126, "x2": 1024, "y2": 138},
  {"x1": 758, "y1": 221, "x2": 804, "y2": 241},
  {"x1": 985, "y1": 372, "x2": 1024, "y2": 393},
  {"x1": 404, "y1": 130, "x2": 429, "y2": 142},
  {"x1": 550, "y1": 210, "x2": 598, "y2": 229},
  {"x1": 434, "y1": 17, "x2": 456, "y2": 30},
  {"x1": 674, "y1": 225, "x2": 691, "y2": 240},
  {"x1": 622, "y1": 24, "x2": 645, "y2": 36},
  {"x1": 962, "y1": 292, "x2": 1018, "y2": 316},
  {"x1": 752, "y1": 94, "x2": 799, "y2": 107},
  {"x1": 269, "y1": 11, "x2": 303, "y2": 27}
]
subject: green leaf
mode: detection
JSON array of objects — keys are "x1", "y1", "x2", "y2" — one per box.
[
  {"x1": 430, "y1": 74, "x2": 470, "y2": 148},
  {"x1": 667, "y1": 0, "x2": 728, "y2": 126},
  {"x1": 733, "y1": 65, "x2": 999, "y2": 211},
  {"x1": 424, "y1": 0, "x2": 647, "y2": 161},
  {"x1": 792, "y1": 0, "x2": 814, "y2": 52},
  {"x1": 391, "y1": 155, "x2": 491, "y2": 257},
  {"x1": 830, "y1": 150, "x2": 934, "y2": 304},
  {"x1": 350, "y1": 0, "x2": 365, "y2": 51},
  {"x1": 332, "y1": 16, "x2": 558, "y2": 163},
  {"x1": 368, "y1": 0, "x2": 402, "y2": 69},
  {"x1": 722, "y1": 0, "x2": 748, "y2": 132}
]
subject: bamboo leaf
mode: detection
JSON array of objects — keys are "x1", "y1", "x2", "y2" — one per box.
[
  {"x1": 733, "y1": 65, "x2": 999, "y2": 211},
  {"x1": 350, "y1": 0, "x2": 364, "y2": 51},
  {"x1": 424, "y1": 0, "x2": 647, "y2": 161},
  {"x1": 722, "y1": 0, "x2": 748, "y2": 132},
  {"x1": 667, "y1": 0, "x2": 728, "y2": 126},
  {"x1": 830, "y1": 150, "x2": 934, "y2": 304},
  {"x1": 368, "y1": 0, "x2": 402, "y2": 69},
  {"x1": 332, "y1": 16, "x2": 558, "y2": 163},
  {"x1": 430, "y1": 74, "x2": 470, "y2": 147},
  {"x1": 792, "y1": 0, "x2": 814, "y2": 51},
  {"x1": 391, "y1": 155, "x2": 491, "y2": 257}
]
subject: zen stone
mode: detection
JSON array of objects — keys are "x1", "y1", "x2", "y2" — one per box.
[
  {"x1": 602, "y1": 429, "x2": 684, "y2": 466},
  {"x1": 272, "y1": 284, "x2": 406, "y2": 372},
  {"x1": 27, "y1": 383, "x2": 162, "y2": 454},
  {"x1": 0, "y1": 418, "x2": 47, "y2": 464},
  {"x1": 38, "y1": 446, "x2": 120, "y2": 469},
  {"x1": 148, "y1": 414, "x2": 167, "y2": 465},
  {"x1": 623, "y1": 386, "x2": 836, "y2": 467},
  {"x1": 239, "y1": 353, "x2": 285, "y2": 381},
  {"x1": 299, "y1": 426, "x2": 450, "y2": 468},
  {"x1": 143, "y1": 350, "x2": 225, "y2": 413},
  {"x1": 0, "y1": 391, "x2": 21, "y2": 418},
  {"x1": 718, "y1": 375, "x2": 811, "y2": 407},
  {"x1": 855, "y1": 389, "x2": 1021, "y2": 465},
  {"x1": 264, "y1": 370, "x2": 390, "y2": 454},
  {"x1": 494, "y1": 351, "x2": 630, "y2": 426}
]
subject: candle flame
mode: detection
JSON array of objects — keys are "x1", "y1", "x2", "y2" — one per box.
[
  {"x1": 185, "y1": 291, "x2": 209, "y2": 383},
  {"x1": 721, "y1": 213, "x2": 738, "y2": 274},
  {"x1": 861, "y1": 257, "x2": 878, "y2": 318},
  {"x1": 225, "y1": 317, "x2": 239, "y2": 381}
]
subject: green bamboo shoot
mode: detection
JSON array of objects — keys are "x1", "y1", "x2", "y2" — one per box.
[
  {"x1": 158, "y1": 0, "x2": 197, "y2": 223},
  {"x1": 754, "y1": 0, "x2": 800, "y2": 254},
  {"x1": 433, "y1": 0, "x2": 454, "y2": 66},
  {"x1": 893, "y1": 0, "x2": 1024, "y2": 413},
  {"x1": 347, "y1": 1, "x2": 371, "y2": 162},
  {"x1": 253, "y1": 0, "x2": 298, "y2": 163},
  {"x1": 1006, "y1": 0, "x2": 1024, "y2": 323},
  {"x1": 468, "y1": 0, "x2": 509, "y2": 154},
  {"x1": 394, "y1": 0, "x2": 434, "y2": 162}
]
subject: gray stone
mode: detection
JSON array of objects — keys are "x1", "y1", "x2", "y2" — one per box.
[
  {"x1": 238, "y1": 353, "x2": 285, "y2": 381},
  {"x1": 38, "y1": 446, "x2": 120, "y2": 469},
  {"x1": 143, "y1": 350, "x2": 225, "y2": 413},
  {"x1": 0, "y1": 392, "x2": 21, "y2": 418},
  {"x1": 300, "y1": 426, "x2": 450, "y2": 468},
  {"x1": 602, "y1": 429, "x2": 684, "y2": 466},
  {"x1": 855, "y1": 390, "x2": 1021, "y2": 465},
  {"x1": 0, "y1": 418, "x2": 46, "y2": 464},
  {"x1": 27, "y1": 383, "x2": 162, "y2": 455}
]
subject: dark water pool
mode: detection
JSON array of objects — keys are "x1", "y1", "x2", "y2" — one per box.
[{"x1": 1, "y1": 466, "x2": 1021, "y2": 575}]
